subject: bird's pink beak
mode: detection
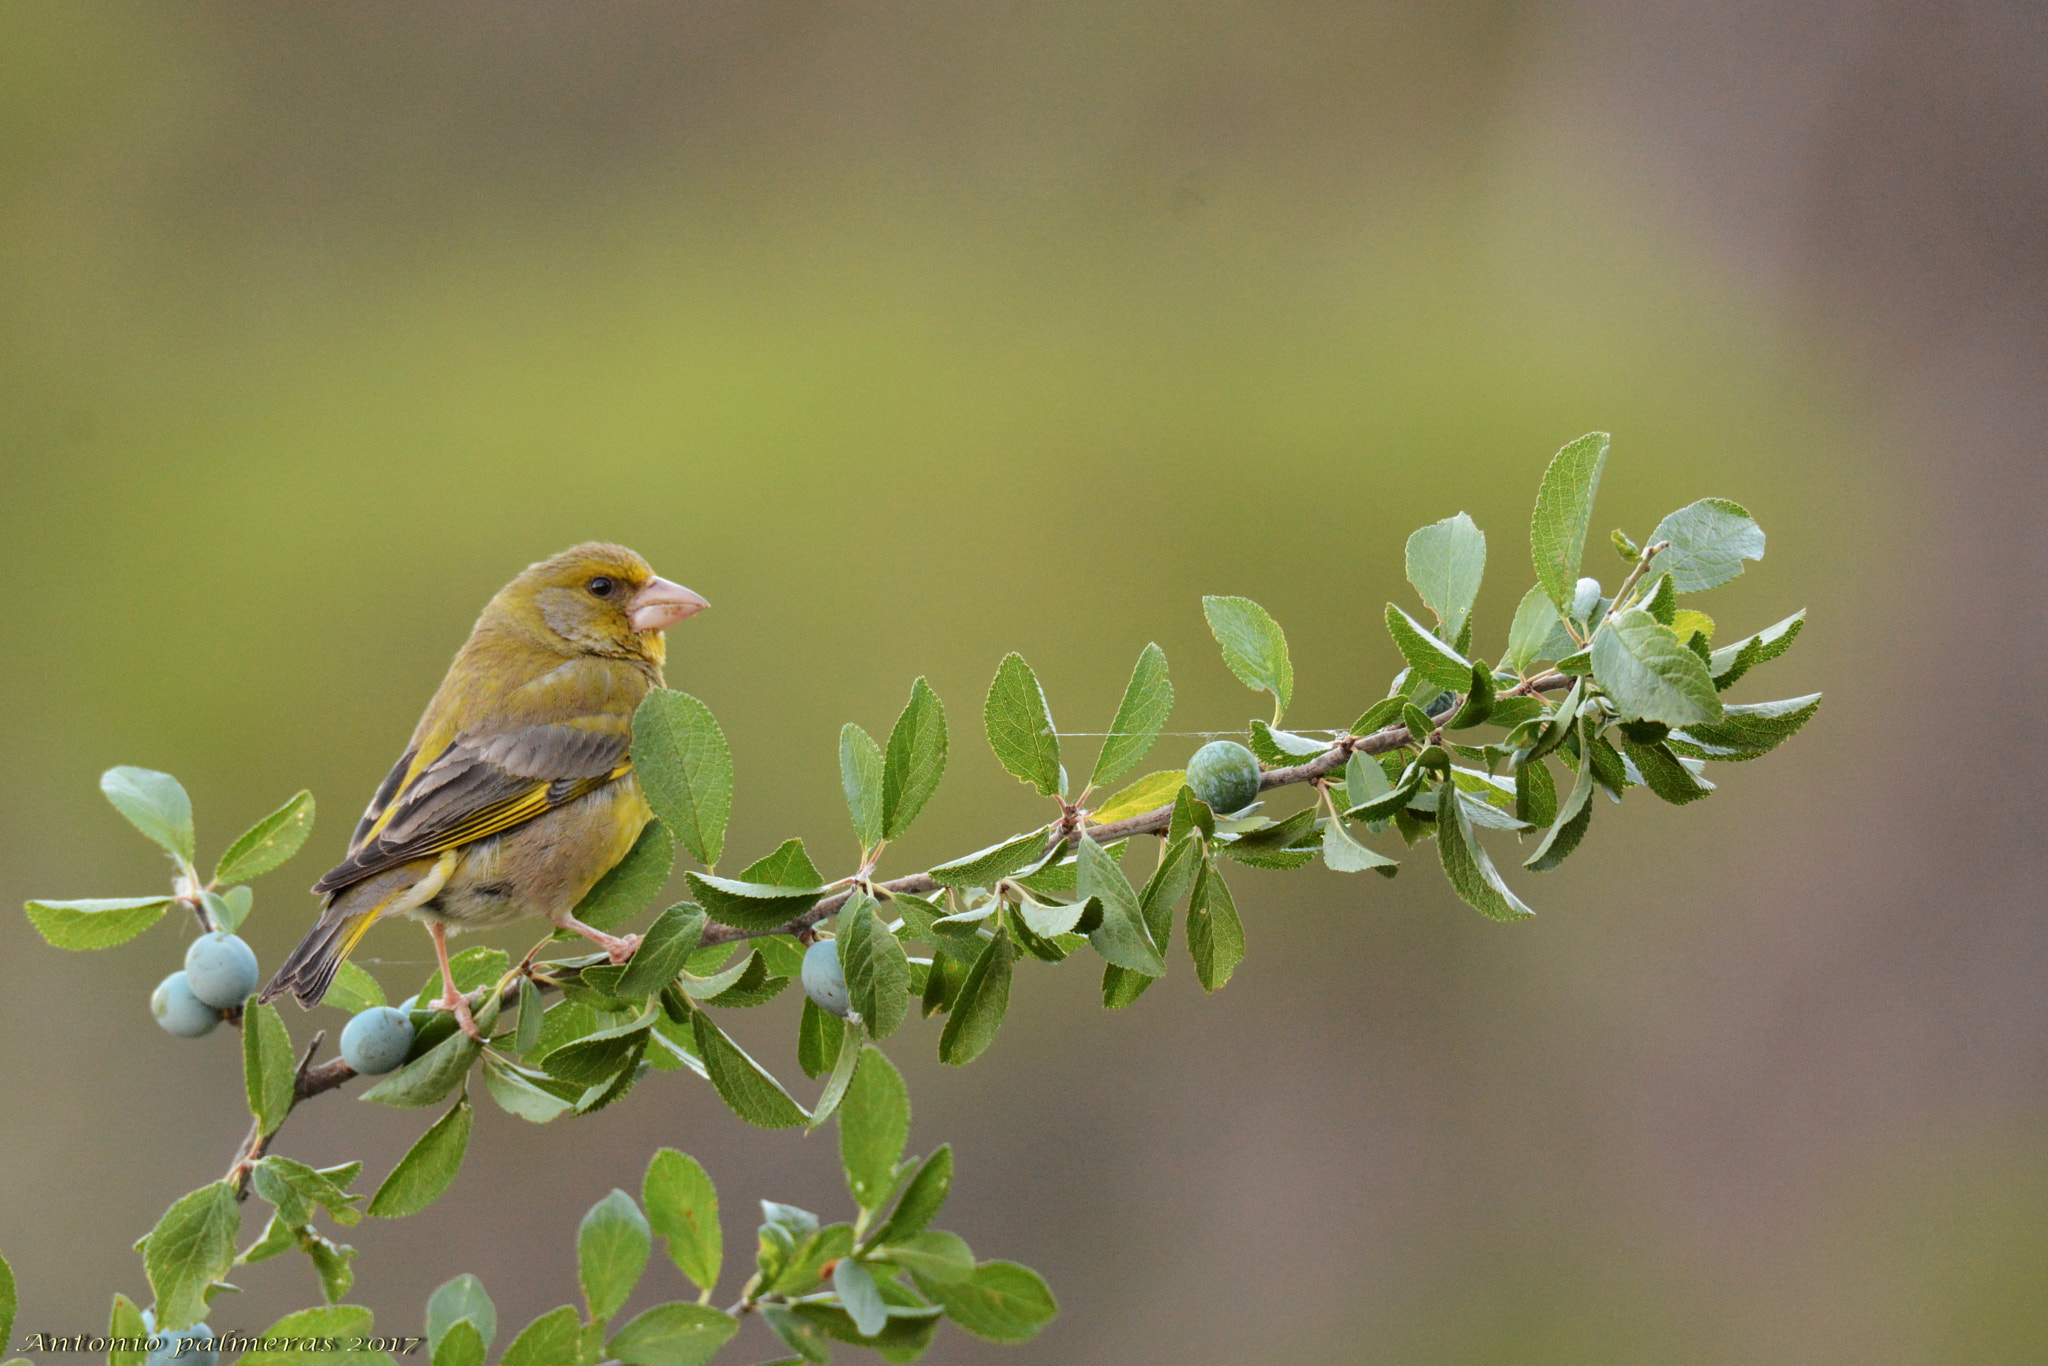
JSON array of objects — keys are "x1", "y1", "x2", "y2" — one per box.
[{"x1": 628, "y1": 577, "x2": 709, "y2": 632}]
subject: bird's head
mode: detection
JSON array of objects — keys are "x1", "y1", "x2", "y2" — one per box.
[{"x1": 491, "y1": 542, "x2": 708, "y2": 667}]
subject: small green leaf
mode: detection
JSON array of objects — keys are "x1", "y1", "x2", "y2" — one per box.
[
  {"x1": 109, "y1": 1292, "x2": 146, "y2": 1366},
  {"x1": 608, "y1": 1303, "x2": 740, "y2": 1366},
  {"x1": 1514, "y1": 755, "x2": 1557, "y2": 829},
  {"x1": 1321, "y1": 818, "x2": 1399, "y2": 875},
  {"x1": 882, "y1": 678, "x2": 948, "y2": 841},
  {"x1": 839, "y1": 723, "x2": 885, "y2": 852},
  {"x1": 1405, "y1": 512, "x2": 1487, "y2": 641},
  {"x1": 916, "y1": 1260, "x2": 1058, "y2": 1343},
  {"x1": 369, "y1": 1096, "x2": 473, "y2": 1217},
  {"x1": 1437, "y1": 778, "x2": 1534, "y2": 920},
  {"x1": 1348, "y1": 696, "x2": 1408, "y2": 738},
  {"x1": 432, "y1": 1318, "x2": 485, "y2": 1366},
  {"x1": 22, "y1": 896, "x2": 168, "y2": 951},
  {"x1": 1202, "y1": 596, "x2": 1293, "y2": 717},
  {"x1": 500, "y1": 1307, "x2": 583, "y2": 1366},
  {"x1": 644, "y1": 1148, "x2": 721, "y2": 1295},
  {"x1": 1709, "y1": 609, "x2": 1805, "y2": 689},
  {"x1": 682, "y1": 873, "x2": 824, "y2": 932},
  {"x1": 579, "y1": 1189, "x2": 652, "y2": 1323},
  {"x1": 142, "y1": 1181, "x2": 239, "y2": 1331},
  {"x1": 1385, "y1": 603, "x2": 1475, "y2": 693},
  {"x1": 869, "y1": 1145, "x2": 953, "y2": 1246},
  {"x1": 632, "y1": 690, "x2": 733, "y2": 868},
  {"x1": 1649, "y1": 498, "x2": 1765, "y2": 592},
  {"x1": 1186, "y1": 854, "x2": 1245, "y2": 991},
  {"x1": 215, "y1": 790, "x2": 316, "y2": 884},
  {"x1": 482, "y1": 1056, "x2": 575, "y2": 1123},
  {"x1": 100, "y1": 766, "x2": 194, "y2": 862},
  {"x1": 359, "y1": 1024, "x2": 482, "y2": 1108},
  {"x1": 1530, "y1": 431, "x2": 1610, "y2": 617},
  {"x1": 798, "y1": 996, "x2": 845, "y2": 1080},
  {"x1": 573, "y1": 821, "x2": 675, "y2": 933},
  {"x1": 691, "y1": 1012, "x2": 808, "y2": 1128},
  {"x1": 839, "y1": 894, "x2": 909, "y2": 1040},
  {"x1": 242, "y1": 999, "x2": 296, "y2": 1136},
  {"x1": 1625, "y1": 740, "x2": 1715, "y2": 804},
  {"x1": 805, "y1": 1014, "x2": 865, "y2": 1135},
  {"x1": 1671, "y1": 693, "x2": 1822, "y2": 760},
  {"x1": 1092, "y1": 643, "x2": 1174, "y2": 787},
  {"x1": 1168, "y1": 784, "x2": 1215, "y2": 844},
  {"x1": 325, "y1": 960, "x2": 386, "y2": 1014},
  {"x1": 938, "y1": 929, "x2": 1014, "y2": 1066},
  {"x1": 833, "y1": 1257, "x2": 889, "y2": 1337},
  {"x1": 236, "y1": 1305, "x2": 375, "y2": 1364},
  {"x1": 883, "y1": 1229, "x2": 975, "y2": 1283},
  {"x1": 616, "y1": 903, "x2": 708, "y2": 999},
  {"x1": 1590, "y1": 609, "x2": 1724, "y2": 726},
  {"x1": 426, "y1": 1273, "x2": 497, "y2": 1356},
  {"x1": 1641, "y1": 572, "x2": 1677, "y2": 625},
  {"x1": 840, "y1": 1046, "x2": 910, "y2": 1208},
  {"x1": 927, "y1": 827, "x2": 1053, "y2": 888},
  {"x1": 742, "y1": 838, "x2": 824, "y2": 887},
  {"x1": 1445, "y1": 661, "x2": 1495, "y2": 729},
  {"x1": 0, "y1": 1254, "x2": 13, "y2": 1357},
  {"x1": 1079, "y1": 836, "x2": 1164, "y2": 975},
  {"x1": 983, "y1": 653, "x2": 1061, "y2": 795},
  {"x1": 1087, "y1": 770, "x2": 1184, "y2": 825},
  {"x1": 1505, "y1": 584, "x2": 1577, "y2": 675}
]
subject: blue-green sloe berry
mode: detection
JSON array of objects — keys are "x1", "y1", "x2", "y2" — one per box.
[
  {"x1": 151, "y1": 972, "x2": 223, "y2": 1038},
  {"x1": 142, "y1": 1315, "x2": 218, "y2": 1366},
  {"x1": 340, "y1": 1005, "x2": 416, "y2": 1075},
  {"x1": 801, "y1": 938, "x2": 852, "y2": 1018},
  {"x1": 183, "y1": 932, "x2": 259, "y2": 1009},
  {"x1": 1187, "y1": 740, "x2": 1262, "y2": 814}
]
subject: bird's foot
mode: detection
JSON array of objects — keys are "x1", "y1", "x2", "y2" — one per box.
[
  {"x1": 554, "y1": 913, "x2": 641, "y2": 964},
  {"x1": 436, "y1": 985, "x2": 484, "y2": 1041}
]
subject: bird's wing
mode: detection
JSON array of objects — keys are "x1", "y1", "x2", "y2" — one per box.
[{"x1": 312, "y1": 721, "x2": 631, "y2": 896}]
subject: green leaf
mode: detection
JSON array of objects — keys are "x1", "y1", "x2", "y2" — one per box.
[
  {"x1": 432, "y1": 1319, "x2": 485, "y2": 1366},
  {"x1": 869, "y1": 1145, "x2": 953, "y2": 1246},
  {"x1": 214, "y1": 790, "x2": 316, "y2": 884},
  {"x1": 1513, "y1": 755, "x2": 1557, "y2": 829},
  {"x1": 1321, "y1": 818, "x2": 1399, "y2": 875},
  {"x1": 574, "y1": 820, "x2": 675, "y2": 933},
  {"x1": 1625, "y1": 740, "x2": 1715, "y2": 804},
  {"x1": 983, "y1": 653, "x2": 1061, "y2": 795},
  {"x1": 608, "y1": 1304, "x2": 739, "y2": 1366},
  {"x1": 840, "y1": 894, "x2": 910, "y2": 1040},
  {"x1": 109, "y1": 1292, "x2": 145, "y2": 1366},
  {"x1": 1445, "y1": 661, "x2": 1495, "y2": 729},
  {"x1": 632, "y1": 690, "x2": 733, "y2": 868},
  {"x1": 1436, "y1": 777, "x2": 1533, "y2": 920},
  {"x1": 761, "y1": 1304, "x2": 833, "y2": 1363},
  {"x1": 1530, "y1": 431, "x2": 1610, "y2": 617},
  {"x1": 805, "y1": 1008, "x2": 866, "y2": 1134},
  {"x1": 368, "y1": 1096, "x2": 472, "y2": 1217},
  {"x1": 359, "y1": 1024, "x2": 482, "y2": 1108},
  {"x1": 683, "y1": 873, "x2": 823, "y2": 932},
  {"x1": 742, "y1": 838, "x2": 824, "y2": 887},
  {"x1": 1168, "y1": 784, "x2": 1216, "y2": 844},
  {"x1": 1186, "y1": 854, "x2": 1245, "y2": 991},
  {"x1": 1202, "y1": 595, "x2": 1293, "y2": 717},
  {"x1": 881, "y1": 1229, "x2": 975, "y2": 1283},
  {"x1": 1405, "y1": 512, "x2": 1487, "y2": 641},
  {"x1": 691, "y1": 1012, "x2": 807, "y2": 1128},
  {"x1": 1078, "y1": 836, "x2": 1164, "y2": 975},
  {"x1": 916, "y1": 1260, "x2": 1057, "y2": 1343},
  {"x1": 1385, "y1": 603, "x2": 1474, "y2": 693},
  {"x1": 1709, "y1": 609, "x2": 1805, "y2": 689},
  {"x1": 1344, "y1": 748, "x2": 1391, "y2": 808},
  {"x1": 1348, "y1": 696, "x2": 1409, "y2": 738},
  {"x1": 100, "y1": 766, "x2": 194, "y2": 862},
  {"x1": 1649, "y1": 498, "x2": 1765, "y2": 592},
  {"x1": 500, "y1": 1307, "x2": 582, "y2": 1366},
  {"x1": 840, "y1": 1046, "x2": 910, "y2": 1208},
  {"x1": 579, "y1": 1189, "x2": 652, "y2": 1323},
  {"x1": 833, "y1": 1257, "x2": 889, "y2": 1338},
  {"x1": 325, "y1": 960, "x2": 386, "y2": 1014},
  {"x1": 1248, "y1": 720, "x2": 1331, "y2": 766},
  {"x1": 243, "y1": 1000, "x2": 296, "y2": 1136},
  {"x1": 236, "y1": 1306, "x2": 376, "y2": 1365},
  {"x1": 617, "y1": 903, "x2": 708, "y2": 999},
  {"x1": 644, "y1": 1148, "x2": 721, "y2": 1295},
  {"x1": 1505, "y1": 585, "x2": 1576, "y2": 674},
  {"x1": 882, "y1": 678, "x2": 948, "y2": 841},
  {"x1": 1092, "y1": 643, "x2": 1173, "y2": 787},
  {"x1": 798, "y1": 996, "x2": 844, "y2": 1080},
  {"x1": 426, "y1": 1274, "x2": 497, "y2": 1356},
  {"x1": 927, "y1": 827, "x2": 1052, "y2": 888},
  {"x1": 537, "y1": 1011, "x2": 655, "y2": 1086},
  {"x1": 21, "y1": 896, "x2": 168, "y2": 951},
  {"x1": 938, "y1": 929, "x2": 1015, "y2": 1066},
  {"x1": 0, "y1": 1255, "x2": 12, "y2": 1357},
  {"x1": 211, "y1": 884, "x2": 253, "y2": 932},
  {"x1": 1087, "y1": 770, "x2": 1184, "y2": 825},
  {"x1": 839, "y1": 722, "x2": 885, "y2": 851},
  {"x1": 1671, "y1": 693, "x2": 1822, "y2": 760},
  {"x1": 250, "y1": 1157, "x2": 364, "y2": 1229},
  {"x1": 1590, "y1": 609, "x2": 1724, "y2": 726},
  {"x1": 482, "y1": 1056, "x2": 575, "y2": 1123},
  {"x1": 1641, "y1": 572, "x2": 1677, "y2": 625},
  {"x1": 143, "y1": 1181, "x2": 239, "y2": 1331}
]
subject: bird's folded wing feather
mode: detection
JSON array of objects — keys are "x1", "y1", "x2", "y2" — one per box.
[{"x1": 313, "y1": 721, "x2": 630, "y2": 896}]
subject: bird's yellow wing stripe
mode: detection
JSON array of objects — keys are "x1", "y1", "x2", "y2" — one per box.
[{"x1": 388, "y1": 761, "x2": 633, "y2": 863}]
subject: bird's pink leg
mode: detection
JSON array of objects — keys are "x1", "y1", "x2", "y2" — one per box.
[
  {"x1": 552, "y1": 911, "x2": 641, "y2": 964},
  {"x1": 428, "y1": 921, "x2": 484, "y2": 1040}
]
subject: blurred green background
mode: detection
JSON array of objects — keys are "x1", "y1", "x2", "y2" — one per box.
[{"x1": 5, "y1": 3, "x2": 2044, "y2": 1362}]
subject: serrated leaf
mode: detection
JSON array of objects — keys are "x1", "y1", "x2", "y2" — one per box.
[
  {"x1": 644, "y1": 1148, "x2": 721, "y2": 1295},
  {"x1": 742, "y1": 838, "x2": 824, "y2": 887},
  {"x1": 1591, "y1": 609, "x2": 1724, "y2": 726},
  {"x1": 426, "y1": 1274, "x2": 497, "y2": 1356},
  {"x1": 1405, "y1": 512, "x2": 1487, "y2": 641},
  {"x1": 1650, "y1": 498, "x2": 1765, "y2": 592},
  {"x1": 215, "y1": 790, "x2": 316, "y2": 884},
  {"x1": 1445, "y1": 661, "x2": 1495, "y2": 729},
  {"x1": 500, "y1": 1307, "x2": 582, "y2": 1366},
  {"x1": 692, "y1": 1012, "x2": 807, "y2": 1128},
  {"x1": 1186, "y1": 855, "x2": 1245, "y2": 991},
  {"x1": 109, "y1": 1292, "x2": 145, "y2": 1366},
  {"x1": 359, "y1": 1024, "x2": 481, "y2": 1108},
  {"x1": 100, "y1": 766, "x2": 194, "y2": 862},
  {"x1": 798, "y1": 996, "x2": 844, "y2": 1080},
  {"x1": 574, "y1": 820, "x2": 675, "y2": 933},
  {"x1": 1530, "y1": 431, "x2": 1610, "y2": 617},
  {"x1": 684, "y1": 873, "x2": 824, "y2": 932},
  {"x1": 1202, "y1": 596, "x2": 1293, "y2": 717},
  {"x1": 143, "y1": 1181, "x2": 239, "y2": 1331},
  {"x1": 1078, "y1": 836, "x2": 1164, "y2": 975},
  {"x1": 927, "y1": 827, "x2": 1052, "y2": 888},
  {"x1": 243, "y1": 1000, "x2": 296, "y2": 1136},
  {"x1": 608, "y1": 1303, "x2": 739, "y2": 1366},
  {"x1": 481, "y1": 1056, "x2": 575, "y2": 1123},
  {"x1": 1709, "y1": 609, "x2": 1805, "y2": 689},
  {"x1": 840, "y1": 894, "x2": 910, "y2": 1040},
  {"x1": 1671, "y1": 608, "x2": 1715, "y2": 644},
  {"x1": 1168, "y1": 784, "x2": 1215, "y2": 844},
  {"x1": 1670, "y1": 693, "x2": 1822, "y2": 760},
  {"x1": 325, "y1": 960, "x2": 386, "y2": 1014},
  {"x1": 368, "y1": 1097, "x2": 472, "y2": 1218},
  {"x1": 632, "y1": 690, "x2": 733, "y2": 867},
  {"x1": 938, "y1": 930, "x2": 1014, "y2": 1066},
  {"x1": 1505, "y1": 584, "x2": 1577, "y2": 674},
  {"x1": 1249, "y1": 720, "x2": 1330, "y2": 766},
  {"x1": 805, "y1": 1014, "x2": 865, "y2": 1134},
  {"x1": 617, "y1": 903, "x2": 708, "y2": 999},
  {"x1": 237, "y1": 1305, "x2": 376, "y2": 1364},
  {"x1": 839, "y1": 723, "x2": 885, "y2": 851},
  {"x1": 1087, "y1": 770, "x2": 1184, "y2": 825},
  {"x1": 882, "y1": 678, "x2": 948, "y2": 841},
  {"x1": 1384, "y1": 603, "x2": 1474, "y2": 692},
  {"x1": 1092, "y1": 643, "x2": 1173, "y2": 787},
  {"x1": 432, "y1": 1318, "x2": 484, "y2": 1366},
  {"x1": 916, "y1": 1260, "x2": 1057, "y2": 1343},
  {"x1": 1436, "y1": 777, "x2": 1533, "y2": 919},
  {"x1": 840, "y1": 1046, "x2": 910, "y2": 1208},
  {"x1": 21, "y1": 896, "x2": 168, "y2": 951},
  {"x1": 1625, "y1": 740, "x2": 1715, "y2": 803},
  {"x1": 579, "y1": 1189, "x2": 651, "y2": 1323},
  {"x1": 870, "y1": 1145, "x2": 953, "y2": 1245},
  {"x1": 983, "y1": 653, "x2": 1061, "y2": 795},
  {"x1": 1321, "y1": 818, "x2": 1399, "y2": 875},
  {"x1": 1514, "y1": 754, "x2": 1557, "y2": 829}
]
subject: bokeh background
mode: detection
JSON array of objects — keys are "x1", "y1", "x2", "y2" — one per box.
[{"x1": 3, "y1": 3, "x2": 2043, "y2": 1361}]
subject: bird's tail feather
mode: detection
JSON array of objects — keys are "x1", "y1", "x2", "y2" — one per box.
[{"x1": 259, "y1": 906, "x2": 382, "y2": 1008}]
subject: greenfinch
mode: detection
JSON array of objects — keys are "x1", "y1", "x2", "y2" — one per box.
[{"x1": 260, "y1": 543, "x2": 707, "y2": 1037}]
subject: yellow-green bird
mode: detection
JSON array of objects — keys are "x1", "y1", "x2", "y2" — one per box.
[{"x1": 260, "y1": 543, "x2": 707, "y2": 1038}]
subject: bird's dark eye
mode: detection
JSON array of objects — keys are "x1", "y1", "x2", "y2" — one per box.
[{"x1": 588, "y1": 576, "x2": 616, "y2": 598}]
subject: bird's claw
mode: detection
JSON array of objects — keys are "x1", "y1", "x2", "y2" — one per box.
[
  {"x1": 605, "y1": 933, "x2": 641, "y2": 965},
  {"x1": 438, "y1": 989, "x2": 485, "y2": 1041}
]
